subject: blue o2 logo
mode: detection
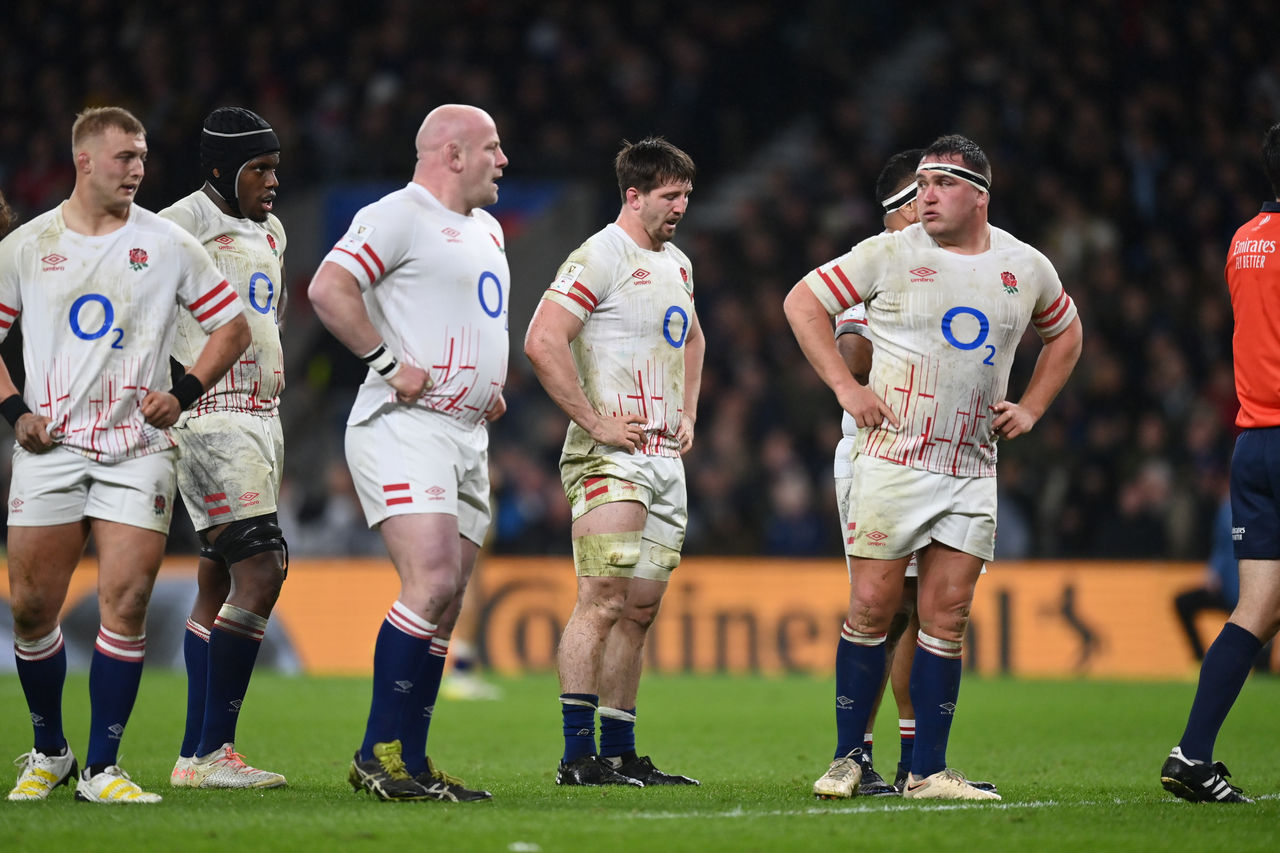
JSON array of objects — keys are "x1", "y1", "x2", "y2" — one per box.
[
  {"x1": 69, "y1": 293, "x2": 124, "y2": 349},
  {"x1": 477, "y1": 271, "x2": 504, "y2": 318},
  {"x1": 248, "y1": 272, "x2": 275, "y2": 314},
  {"x1": 941, "y1": 305, "x2": 995, "y2": 365},
  {"x1": 663, "y1": 305, "x2": 689, "y2": 348}
]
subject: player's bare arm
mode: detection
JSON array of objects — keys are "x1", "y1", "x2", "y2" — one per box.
[
  {"x1": 836, "y1": 332, "x2": 873, "y2": 386},
  {"x1": 784, "y1": 282, "x2": 899, "y2": 429},
  {"x1": 524, "y1": 299, "x2": 645, "y2": 453},
  {"x1": 991, "y1": 315, "x2": 1083, "y2": 440},
  {"x1": 0, "y1": 358, "x2": 56, "y2": 453},
  {"x1": 142, "y1": 312, "x2": 251, "y2": 428},
  {"x1": 309, "y1": 260, "x2": 431, "y2": 403},
  {"x1": 677, "y1": 308, "x2": 705, "y2": 454}
]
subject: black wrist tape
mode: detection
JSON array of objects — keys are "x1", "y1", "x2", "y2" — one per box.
[
  {"x1": 0, "y1": 394, "x2": 31, "y2": 427},
  {"x1": 170, "y1": 373, "x2": 205, "y2": 410}
]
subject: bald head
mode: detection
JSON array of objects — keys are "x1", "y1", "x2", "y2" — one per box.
[
  {"x1": 412, "y1": 104, "x2": 507, "y2": 215},
  {"x1": 416, "y1": 104, "x2": 495, "y2": 158}
]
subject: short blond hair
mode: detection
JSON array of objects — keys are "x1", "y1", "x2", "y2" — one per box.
[{"x1": 71, "y1": 106, "x2": 145, "y2": 154}]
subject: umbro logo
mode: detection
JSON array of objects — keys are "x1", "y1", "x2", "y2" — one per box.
[
  {"x1": 395, "y1": 680, "x2": 414, "y2": 693},
  {"x1": 239, "y1": 491, "x2": 261, "y2": 506},
  {"x1": 41, "y1": 253, "x2": 67, "y2": 271},
  {"x1": 214, "y1": 235, "x2": 234, "y2": 246},
  {"x1": 108, "y1": 723, "x2": 126, "y2": 739},
  {"x1": 426, "y1": 485, "x2": 446, "y2": 500},
  {"x1": 836, "y1": 695, "x2": 854, "y2": 709},
  {"x1": 11, "y1": 498, "x2": 23, "y2": 510},
  {"x1": 909, "y1": 266, "x2": 936, "y2": 281},
  {"x1": 940, "y1": 702, "x2": 956, "y2": 716},
  {"x1": 442, "y1": 227, "x2": 463, "y2": 243},
  {"x1": 865, "y1": 530, "x2": 888, "y2": 544},
  {"x1": 230, "y1": 699, "x2": 243, "y2": 712},
  {"x1": 632, "y1": 268, "x2": 651, "y2": 283}
]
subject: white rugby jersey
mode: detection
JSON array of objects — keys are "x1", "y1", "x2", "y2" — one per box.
[
  {"x1": 542, "y1": 223, "x2": 696, "y2": 457},
  {"x1": 0, "y1": 203, "x2": 243, "y2": 462},
  {"x1": 803, "y1": 223, "x2": 1077, "y2": 478},
  {"x1": 322, "y1": 183, "x2": 509, "y2": 429},
  {"x1": 160, "y1": 190, "x2": 286, "y2": 416}
]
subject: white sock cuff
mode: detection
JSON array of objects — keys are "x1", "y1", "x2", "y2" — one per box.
[
  {"x1": 598, "y1": 706, "x2": 637, "y2": 723},
  {"x1": 96, "y1": 626, "x2": 146, "y2": 661},
  {"x1": 899, "y1": 718, "x2": 916, "y2": 737},
  {"x1": 15, "y1": 626, "x2": 64, "y2": 661},
  {"x1": 841, "y1": 620, "x2": 888, "y2": 646},
  {"x1": 429, "y1": 637, "x2": 450, "y2": 657},
  {"x1": 214, "y1": 603, "x2": 268, "y2": 641},
  {"x1": 387, "y1": 600, "x2": 437, "y2": 640},
  {"x1": 185, "y1": 618, "x2": 212, "y2": 642},
  {"x1": 916, "y1": 630, "x2": 963, "y2": 659}
]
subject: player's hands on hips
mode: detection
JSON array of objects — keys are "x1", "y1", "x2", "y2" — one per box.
[
  {"x1": 676, "y1": 414, "x2": 695, "y2": 454},
  {"x1": 839, "y1": 384, "x2": 900, "y2": 430},
  {"x1": 14, "y1": 413, "x2": 57, "y2": 453},
  {"x1": 590, "y1": 412, "x2": 647, "y2": 453},
  {"x1": 389, "y1": 364, "x2": 433, "y2": 404},
  {"x1": 990, "y1": 400, "x2": 1036, "y2": 440},
  {"x1": 142, "y1": 390, "x2": 182, "y2": 429},
  {"x1": 485, "y1": 393, "x2": 507, "y2": 423}
]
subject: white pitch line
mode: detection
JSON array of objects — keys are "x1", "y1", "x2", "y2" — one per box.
[{"x1": 621, "y1": 793, "x2": 1280, "y2": 820}]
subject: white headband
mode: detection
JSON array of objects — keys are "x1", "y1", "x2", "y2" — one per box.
[
  {"x1": 917, "y1": 161, "x2": 991, "y2": 192},
  {"x1": 880, "y1": 182, "x2": 918, "y2": 213}
]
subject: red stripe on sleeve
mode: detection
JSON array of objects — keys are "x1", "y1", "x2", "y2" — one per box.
[
  {"x1": 1032, "y1": 291, "x2": 1067, "y2": 321},
  {"x1": 570, "y1": 282, "x2": 598, "y2": 308},
  {"x1": 189, "y1": 280, "x2": 231, "y2": 311},
  {"x1": 382, "y1": 483, "x2": 411, "y2": 492},
  {"x1": 334, "y1": 247, "x2": 376, "y2": 284},
  {"x1": 816, "y1": 269, "x2": 852, "y2": 311},
  {"x1": 832, "y1": 266, "x2": 862, "y2": 304},
  {"x1": 565, "y1": 290, "x2": 595, "y2": 313},
  {"x1": 0, "y1": 302, "x2": 18, "y2": 318},
  {"x1": 362, "y1": 244, "x2": 386, "y2": 275},
  {"x1": 196, "y1": 291, "x2": 240, "y2": 323}
]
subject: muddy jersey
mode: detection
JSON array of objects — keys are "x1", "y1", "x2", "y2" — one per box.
[
  {"x1": 160, "y1": 190, "x2": 286, "y2": 416},
  {"x1": 0, "y1": 203, "x2": 243, "y2": 462},
  {"x1": 542, "y1": 223, "x2": 695, "y2": 458},
  {"x1": 322, "y1": 182, "x2": 509, "y2": 429},
  {"x1": 802, "y1": 223, "x2": 1076, "y2": 477}
]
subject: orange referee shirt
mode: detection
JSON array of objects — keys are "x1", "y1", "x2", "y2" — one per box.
[{"x1": 1227, "y1": 200, "x2": 1280, "y2": 428}]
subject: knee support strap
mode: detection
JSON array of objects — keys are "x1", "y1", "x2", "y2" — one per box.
[
  {"x1": 211, "y1": 512, "x2": 288, "y2": 570},
  {"x1": 572, "y1": 531, "x2": 642, "y2": 578}
]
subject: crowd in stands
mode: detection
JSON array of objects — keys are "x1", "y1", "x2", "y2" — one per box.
[{"x1": 2, "y1": 0, "x2": 1278, "y2": 561}]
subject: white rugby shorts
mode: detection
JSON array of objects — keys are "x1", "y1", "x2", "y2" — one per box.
[
  {"x1": 345, "y1": 405, "x2": 491, "y2": 545},
  {"x1": 173, "y1": 411, "x2": 283, "y2": 531},
  {"x1": 7, "y1": 444, "x2": 177, "y2": 533},
  {"x1": 560, "y1": 447, "x2": 687, "y2": 561},
  {"x1": 845, "y1": 453, "x2": 996, "y2": 562}
]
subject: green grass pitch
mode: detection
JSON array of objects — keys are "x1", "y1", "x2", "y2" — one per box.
[{"x1": 2, "y1": 671, "x2": 1277, "y2": 851}]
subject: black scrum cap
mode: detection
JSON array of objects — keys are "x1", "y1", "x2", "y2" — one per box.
[{"x1": 200, "y1": 108, "x2": 279, "y2": 215}]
